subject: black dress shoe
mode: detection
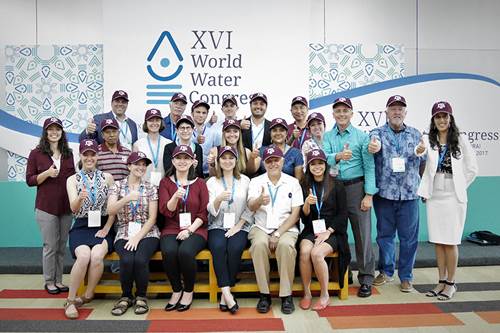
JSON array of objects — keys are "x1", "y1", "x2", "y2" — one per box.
[
  {"x1": 280, "y1": 295, "x2": 295, "y2": 314},
  {"x1": 177, "y1": 302, "x2": 192, "y2": 312},
  {"x1": 229, "y1": 300, "x2": 239, "y2": 314},
  {"x1": 357, "y1": 284, "x2": 372, "y2": 298},
  {"x1": 164, "y1": 302, "x2": 179, "y2": 311},
  {"x1": 256, "y1": 293, "x2": 271, "y2": 313},
  {"x1": 45, "y1": 284, "x2": 60, "y2": 295},
  {"x1": 219, "y1": 303, "x2": 229, "y2": 312},
  {"x1": 56, "y1": 285, "x2": 69, "y2": 293}
]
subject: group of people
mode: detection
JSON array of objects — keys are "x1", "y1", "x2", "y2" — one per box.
[{"x1": 26, "y1": 89, "x2": 478, "y2": 319}]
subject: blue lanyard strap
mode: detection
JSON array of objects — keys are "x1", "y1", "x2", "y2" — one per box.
[
  {"x1": 267, "y1": 183, "x2": 281, "y2": 209},
  {"x1": 118, "y1": 120, "x2": 129, "y2": 142},
  {"x1": 221, "y1": 176, "x2": 235, "y2": 205},
  {"x1": 147, "y1": 136, "x2": 161, "y2": 169},
  {"x1": 170, "y1": 120, "x2": 177, "y2": 142},
  {"x1": 193, "y1": 125, "x2": 206, "y2": 138},
  {"x1": 312, "y1": 183, "x2": 324, "y2": 218},
  {"x1": 299, "y1": 128, "x2": 307, "y2": 146},
  {"x1": 252, "y1": 125, "x2": 265, "y2": 145},
  {"x1": 175, "y1": 180, "x2": 190, "y2": 211},
  {"x1": 126, "y1": 184, "x2": 143, "y2": 220},
  {"x1": 80, "y1": 170, "x2": 97, "y2": 205},
  {"x1": 438, "y1": 144, "x2": 448, "y2": 169}
]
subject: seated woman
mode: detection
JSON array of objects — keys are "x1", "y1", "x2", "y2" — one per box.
[
  {"x1": 298, "y1": 149, "x2": 350, "y2": 311},
  {"x1": 107, "y1": 151, "x2": 161, "y2": 316},
  {"x1": 207, "y1": 146, "x2": 253, "y2": 314},
  {"x1": 64, "y1": 139, "x2": 115, "y2": 319},
  {"x1": 159, "y1": 145, "x2": 209, "y2": 312}
]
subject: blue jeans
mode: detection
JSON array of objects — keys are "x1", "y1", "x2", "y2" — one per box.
[{"x1": 374, "y1": 195, "x2": 419, "y2": 282}]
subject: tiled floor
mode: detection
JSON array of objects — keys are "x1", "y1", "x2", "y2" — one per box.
[{"x1": 0, "y1": 266, "x2": 499, "y2": 332}]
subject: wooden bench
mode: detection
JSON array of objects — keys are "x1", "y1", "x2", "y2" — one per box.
[{"x1": 79, "y1": 249, "x2": 348, "y2": 303}]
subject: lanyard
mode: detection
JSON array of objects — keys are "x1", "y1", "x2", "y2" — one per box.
[
  {"x1": 438, "y1": 144, "x2": 448, "y2": 169},
  {"x1": 175, "y1": 180, "x2": 190, "y2": 211},
  {"x1": 170, "y1": 120, "x2": 177, "y2": 142},
  {"x1": 193, "y1": 125, "x2": 206, "y2": 139},
  {"x1": 125, "y1": 184, "x2": 143, "y2": 220},
  {"x1": 118, "y1": 120, "x2": 129, "y2": 143},
  {"x1": 147, "y1": 136, "x2": 161, "y2": 169},
  {"x1": 312, "y1": 183, "x2": 324, "y2": 219},
  {"x1": 299, "y1": 128, "x2": 307, "y2": 146},
  {"x1": 267, "y1": 182, "x2": 281, "y2": 209},
  {"x1": 80, "y1": 170, "x2": 97, "y2": 205},
  {"x1": 252, "y1": 124, "x2": 265, "y2": 146},
  {"x1": 221, "y1": 176, "x2": 235, "y2": 206},
  {"x1": 388, "y1": 127, "x2": 403, "y2": 155}
]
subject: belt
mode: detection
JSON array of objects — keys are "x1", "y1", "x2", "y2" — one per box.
[{"x1": 339, "y1": 176, "x2": 364, "y2": 186}]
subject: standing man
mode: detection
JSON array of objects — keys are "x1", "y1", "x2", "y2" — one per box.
[
  {"x1": 247, "y1": 146, "x2": 303, "y2": 314},
  {"x1": 369, "y1": 95, "x2": 424, "y2": 292},
  {"x1": 323, "y1": 97, "x2": 377, "y2": 297},
  {"x1": 80, "y1": 90, "x2": 138, "y2": 150},
  {"x1": 287, "y1": 96, "x2": 311, "y2": 149},
  {"x1": 96, "y1": 118, "x2": 131, "y2": 181},
  {"x1": 241, "y1": 93, "x2": 272, "y2": 151},
  {"x1": 160, "y1": 92, "x2": 187, "y2": 141},
  {"x1": 209, "y1": 94, "x2": 251, "y2": 135}
]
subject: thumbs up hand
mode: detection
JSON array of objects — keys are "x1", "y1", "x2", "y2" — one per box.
[
  {"x1": 306, "y1": 188, "x2": 317, "y2": 205},
  {"x1": 209, "y1": 112, "x2": 217, "y2": 125},
  {"x1": 46, "y1": 164, "x2": 59, "y2": 178},
  {"x1": 341, "y1": 143, "x2": 352, "y2": 161},
  {"x1": 240, "y1": 119, "x2": 251, "y2": 130},
  {"x1": 368, "y1": 136, "x2": 381, "y2": 154},
  {"x1": 86, "y1": 118, "x2": 96, "y2": 134},
  {"x1": 259, "y1": 186, "x2": 271, "y2": 206},
  {"x1": 416, "y1": 137, "x2": 426, "y2": 155}
]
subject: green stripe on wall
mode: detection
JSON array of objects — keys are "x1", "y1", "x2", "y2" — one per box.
[{"x1": 1, "y1": 177, "x2": 499, "y2": 247}]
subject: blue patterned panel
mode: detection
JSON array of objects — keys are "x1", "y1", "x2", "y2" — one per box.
[{"x1": 309, "y1": 43, "x2": 405, "y2": 99}]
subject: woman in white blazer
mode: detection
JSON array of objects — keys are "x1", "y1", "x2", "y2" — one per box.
[{"x1": 416, "y1": 101, "x2": 478, "y2": 301}]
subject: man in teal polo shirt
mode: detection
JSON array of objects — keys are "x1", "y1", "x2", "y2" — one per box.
[{"x1": 323, "y1": 97, "x2": 377, "y2": 297}]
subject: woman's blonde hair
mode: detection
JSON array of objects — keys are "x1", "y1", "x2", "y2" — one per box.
[{"x1": 221, "y1": 127, "x2": 247, "y2": 174}]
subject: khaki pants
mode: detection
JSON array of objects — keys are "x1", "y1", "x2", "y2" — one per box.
[{"x1": 248, "y1": 227, "x2": 298, "y2": 297}]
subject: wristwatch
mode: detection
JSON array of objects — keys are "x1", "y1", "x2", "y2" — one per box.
[{"x1": 273, "y1": 231, "x2": 281, "y2": 238}]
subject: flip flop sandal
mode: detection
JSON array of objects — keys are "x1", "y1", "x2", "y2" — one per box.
[
  {"x1": 111, "y1": 297, "x2": 133, "y2": 316},
  {"x1": 425, "y1": 279, "x2": 446, "y2": 297},
  {"x1": 64, "y1": 299, "x2": 79, "y2": 319},
  {"x1": 438, "y1": 281, "x2": 457, "y2": 301},
  {"x1": 134, "y1": 296, "x2": 149, "y2": 315}
]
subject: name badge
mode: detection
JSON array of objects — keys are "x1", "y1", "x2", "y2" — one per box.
[
  {"x1": 391, "y1": 157, "x2": 406, "y2": 173},
  {"x1": 150, "y1": 171, "x2": 162, "y2": 186},
  {"x1": 266, "y1": 209, "x2": 280, "y2": 230},
  {"x1": 128, "y1": 221, "x2": 142, "y2": 239},
  {"x1": 179, "y1": 212, "x2": 192, "y2": 229},
  {"x1": 312, "y1": 219, "x2": 327, "y2": 234},
  {"x1": 223, "y1": 212, "x2": 236, "y2": 229},
  {"x1": 329, "y1": 165, "x2": 339, "y2": 177},
  {"x1": 88, "y1": 210, "x2": 101, "y2": 227}
]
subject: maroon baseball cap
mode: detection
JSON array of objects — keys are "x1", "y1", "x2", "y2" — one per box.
[
  {"x1": 386, "y1": 95, "x2": 407, "y2": 107},
  {"x1": 306, "y1": 149, "x2": 327, "y2": 165},
  {"x1": 262, "y1": 145, "x2": 283, "y2": 161},
  {"x1": 222, "y1": 94, "x2": 238, "y2": 106},
  {"x1": 172, "y1": 145, "x2": 194, "y2": 159},
  {"x1": 170, "y1": 92, "x2": 187, "y2": 103},
  {"x1": 127, "y1": 151, "x2": 152, "y2": 165},
  {"x1": 332, "y1": 97, "x2": 352, "y2": 109},
  {"x1": 307, "y1": 112, "x2": 326, "y2": 127},
  {"x1": 250, "y1": 92, "x2": 268, "y2": 104},
  {"x1": 222, "y1": 118, "x2": 241, "y2": 131},
  {"x1": 100, "y1": 118, "x2": 119, "y2": 131},
  {"x1": 218, "y1": 145, "x2": 238, "y2": 159},
  {"x1": 432, "y1": 101, "x2": 453, "y2": 117},
  {"x1": 79, "y1": 139, "x2": 98, "y2": 154},
  {"x1": 112, "y1": 90, "x2": 129, "y2": 101},
  {"x1": 175, "y1": 115, "x2": 195, "y2": 128},
  {"x1": 43, "y1": 117, "x2": 63, "y2": 129},
  {"x1": 144, "y1": 108, "x2": 162, "y2": 121},
  {"x1": 269, "y1": 118, "x2": 288, "y2": 130},
  {"x1": 291, "y1": 96, "x2": 308, "y2": 107},
  {"x1": 191, "y1": 100, "x2": 210, "y2": 112}
]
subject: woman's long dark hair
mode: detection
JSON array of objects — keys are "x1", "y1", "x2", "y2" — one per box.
[
  {"x1": 428, "y1": 114, "x2": 461, "y2": 158},
  {"x1": 38, "y1": 126, "x2": 72, "y2": 158},
  {"x1": 300, "y1": 161, "x2": 334, "y2": 203}
]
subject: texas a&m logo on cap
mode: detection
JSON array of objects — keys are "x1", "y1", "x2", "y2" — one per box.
[
  {"x1": 105, "y1": 119, "x2": 113, "y2": 124},
  {"x1": 138, "y1": 152, "x2": 146, "y2": 158},
  {"x1": 312, "y1": 150, "x2": 320, "y2": 156},
  {"x1": 85, "y1": 140, "x2": 93, "y2": 146},
  {"x1": 437, "y1": 103, "x2": 445, "y2": 109}
]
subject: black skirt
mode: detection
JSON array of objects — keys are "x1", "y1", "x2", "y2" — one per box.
[{"x1": 69, "y1": 216, "x2": 115, "y2": 259}]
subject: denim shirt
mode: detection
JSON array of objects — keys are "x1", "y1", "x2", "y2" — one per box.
[{"x1": 370, "y1": 123, "x2": 425, "y2": 200}]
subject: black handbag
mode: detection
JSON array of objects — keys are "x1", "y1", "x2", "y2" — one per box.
[{"x1": 466, "y1": 230, "x2": 500, "y2": 246}]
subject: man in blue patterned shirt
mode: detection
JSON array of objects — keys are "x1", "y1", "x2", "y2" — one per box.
[
  {"x1": 368, "y1": 95, "x2": 425, "y2": 293},
  {"x1": 323, "y1": 97, "x2": 378, "y2": 298}
]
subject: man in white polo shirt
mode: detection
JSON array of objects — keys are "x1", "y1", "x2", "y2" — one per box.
[{"x1": 247, "y1": 145, "x2": 304, "y2": 314}]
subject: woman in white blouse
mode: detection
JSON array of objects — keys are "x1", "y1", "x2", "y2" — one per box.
[
  {"x1": 206, "y1": 145, "x2": 252, "y2": 314},
  {"x1": 133, "y1": 108, "x2": 171, "y2": 186}
]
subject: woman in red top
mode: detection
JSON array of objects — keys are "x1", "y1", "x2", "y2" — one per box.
[
  {"x1": 26, "y1": 117, "x2": 75, "y2": 294},
  {"x1": 159, "y1": 145, "x2": 208, "y2": 312}
]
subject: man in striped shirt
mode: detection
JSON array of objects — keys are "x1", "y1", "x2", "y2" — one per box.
[{"x1": 97, "y1": 118, "x2": 131, "y2": 181}]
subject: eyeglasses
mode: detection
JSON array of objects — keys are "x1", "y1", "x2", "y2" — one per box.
[
  {"x1": 177, "y1": 126, "x2": 192, "y2": 132},
  {"x1": 333, "y1": 109, "x2": 351, "y2": 114}
]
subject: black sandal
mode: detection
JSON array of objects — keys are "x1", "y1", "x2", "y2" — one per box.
[
  {"x1": 425, "y1": 279, "x2": 446, "y2": 297},
  {"x1": 438, "y1": 281, "x2": 457, "y2": 301},
  {"x1": 134, "y1": 296, "x2": 149, "y2": 315},
  {"x1": 111, "y1": 297, "x2": 133, "y2": 316}
]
